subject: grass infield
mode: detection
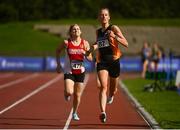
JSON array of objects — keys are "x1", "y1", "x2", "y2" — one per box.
[{"x1": 123, "y1": 78, "x2": 180, "y2": 129}]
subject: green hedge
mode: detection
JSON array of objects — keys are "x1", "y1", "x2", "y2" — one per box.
[{"x1": 0, "y1": 0, "x2": 180, "y2": 22}]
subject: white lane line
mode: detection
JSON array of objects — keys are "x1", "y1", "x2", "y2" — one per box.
[
  {"x1": 119, "y1": 80, "x2": 160, "y2": 129},
  {"x1": 63, "y1": 74, "x2": 89, "y2": 130},
  {"x1": 0, "y1": 73, "x2": 14, "y2": 78},
  {"x1": 0, "y1": 73, "x2": 39, "y2": 90},
  {"x1": 0, "y1": 74, "x2": 62, "y2": 115},
  {"x1": 63, "y1": 109, "x2": 73, "y2": 130}
]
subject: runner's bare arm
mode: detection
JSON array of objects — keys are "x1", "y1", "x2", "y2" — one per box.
[
  {"x1": 85, "y1": 43, "x2": 98, "y2": 56},
  {"x1": 84, "y1": 40, "x2": 93, "y2": 61},
  {"x1": 56, "y1": 40, "x2": 67, "y2": 73},
  {"x1": 108, "y1": 25, "x2": 128, "y2": 48}
]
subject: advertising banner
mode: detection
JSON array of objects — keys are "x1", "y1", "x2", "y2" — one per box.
[
  {"x1": 0, "y1": 56, "x2": 44, "y2": 71},
  {"x1": 0, "y1": 56, "x2": 179, "y2": 72}
]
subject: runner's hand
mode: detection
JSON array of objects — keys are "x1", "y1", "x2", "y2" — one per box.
[
  {"x1": 107, "y1": 30, "x2": 116, "y2": 38},
  {"x1": 56, "y1": 64, "x2": 62, "y2": 73}
]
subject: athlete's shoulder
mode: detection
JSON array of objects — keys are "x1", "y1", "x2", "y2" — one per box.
[
  {"x1": 82, "y1": 39, "x2": 89, "y2": 49},
  {"x1": 96, "y1": 27, "x2": 102, "y2": 32},
  {"x1": 64, "y1": 39, "x2": 70, "y2": 47},
  {"x1": 111, "y1": 25, "x2": 120, "y2": 30},
  {"x1": 64, "y1": 39, "x2": 68, "y2": 43},
  {"x1": 82, "y1": 39, "x2": 88, "y2": 43},
  {"x1": 111, "y1": 25, "x2": 122, "y2": 34}
]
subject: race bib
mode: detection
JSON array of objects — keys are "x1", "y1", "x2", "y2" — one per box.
[
  {"x1": 97, "y1": 39, "x2": 110, "y2": 48},
  {"x1": 71, "y1": 61, "x2": 83, "y2": 70}
]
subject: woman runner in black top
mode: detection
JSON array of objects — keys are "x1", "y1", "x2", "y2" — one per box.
[{"x1": 88, "y1": 8, "x2": 128, "y2": 123}]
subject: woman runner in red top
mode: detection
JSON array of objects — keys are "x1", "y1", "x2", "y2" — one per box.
[
  {"x1": 56, "y1": 24, "x2": 92, "y2": 121},
  {"x1": 88, "y1": 8, "x2": 128, "y2": 123}
]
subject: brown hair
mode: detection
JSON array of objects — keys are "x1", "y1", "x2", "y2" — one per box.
[
  {"x1": 99, "y1": 8, "x2": 110, "y2": 16},
  {"x1": 68, "y1": 24, "x2": 81, "y2": 38}
]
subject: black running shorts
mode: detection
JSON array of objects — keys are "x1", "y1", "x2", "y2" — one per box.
[
  {"x1": 64, "y1": 73, "x2": 85, "y2": 83},
  {"x1": 97, "y1": 59, "x2": 120, "y2": 78}
]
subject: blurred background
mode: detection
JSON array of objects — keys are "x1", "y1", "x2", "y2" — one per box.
[
  {"x1": 1, "y1": 0, "x2": 180, "y2": 129},
  {"x1": 0, "y1": 0, "x2": 180, "y2": 72}
]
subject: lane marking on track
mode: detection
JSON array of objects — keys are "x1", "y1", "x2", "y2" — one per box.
[
  {"x1": 0, "y1": 74, "x2": 62, "y2": 115},
  {"x1": 63, "y1": 109, "x2": 73, "y2": 130},
  {"x1": 0, "y1": 73, "x2": 14, "y2": 78},
  {"x1": 119, "y1": 80, "x2": 160, "y2": 129},
  {"x1": 0, "y1": 73, "x2": 39, "y2": 90},
  {"x1": 63, "y1": 74, "x2": 89, "y2": 130}
]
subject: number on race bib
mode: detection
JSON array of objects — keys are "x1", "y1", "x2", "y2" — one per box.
[
  {"x1": 71, "y1": 61, "x2": 83, "y2": 70},
  {"x1": 97, "y1": 39, "x2": 110, "y2": 48}
]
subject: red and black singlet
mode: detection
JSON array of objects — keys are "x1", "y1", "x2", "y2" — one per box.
[{"x1": 66, "y1": 39, "x2": 85, "y2": 74}]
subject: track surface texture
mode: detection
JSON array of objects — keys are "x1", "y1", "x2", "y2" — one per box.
[{"x1": 0, "y1": 72, "x2": 150, "y2": 129}]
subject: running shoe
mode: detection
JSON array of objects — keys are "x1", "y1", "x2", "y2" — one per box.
[
  {"x1": 99, "y1": 112, "x2": 106, "y2": 123},
  {"x1": 72, "y1": 113, "x2": 80, "y2": 121},
  {"x1": 107, "y1": 96, "x2": 114, "y2": 104}
]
